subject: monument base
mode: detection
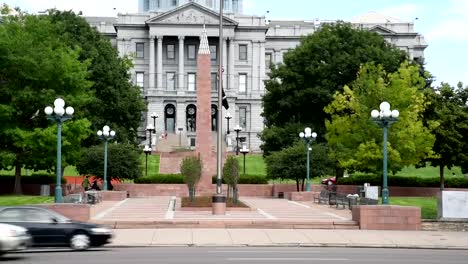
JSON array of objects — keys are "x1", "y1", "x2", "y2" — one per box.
[{"x1": 212, "y1": 194, "x2": 226, "y2": 215}]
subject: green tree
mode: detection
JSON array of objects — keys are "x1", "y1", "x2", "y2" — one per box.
[
  {"x1": 76, "y1": 143, "x2": 142, "y2": 181},
  {"x1": 261, "y1": 22, "x2": 406, "y2": 156},
  {"x1": 265, "y1": 141, "x2": 334, "y2": 191},
  {"x1": 325, "y1": 62, "x2": 435, "y2": 176},
  {"x1": 423, "y1": 82, "x2": 468, "y2": 190},
  {"x1": 223, "y1": 156, "x2": 240, "y2": 203},
  {"x1": 181, "y1": 156, "x2": 202, "y2": 202},
  {"x1": 0, "y1": 13, "x2": 92, "y2": 193},
  {"x1": 46, "y1": 10, "x2": 146, "y2": 145}
]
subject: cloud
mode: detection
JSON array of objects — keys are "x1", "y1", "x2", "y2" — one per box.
[{"x1": 426, "y1": 18, "x2": 468, "y2": 42}]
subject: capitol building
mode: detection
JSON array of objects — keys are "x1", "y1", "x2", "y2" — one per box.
[{"x1": 86, "y1": 0, "x2": 427, "y2": 152}]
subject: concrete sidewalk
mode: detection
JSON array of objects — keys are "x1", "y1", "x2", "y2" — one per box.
[{"x1": 109, "y1": 228, "x2": 468, "y2": 249}]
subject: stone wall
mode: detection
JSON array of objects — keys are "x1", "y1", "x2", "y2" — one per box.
[
  {"x1": 38, "y1": 204, "x2": 91, "y2": 222},
  {"x1": 352, "y1": 205, "x2": 421, "y2": 230}
]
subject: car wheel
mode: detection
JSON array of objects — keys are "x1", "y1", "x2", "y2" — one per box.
[{"x1": 69, "y1": 232, "x2": 90, "y2": 250}]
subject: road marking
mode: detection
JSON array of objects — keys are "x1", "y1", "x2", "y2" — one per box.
[
  {"x1": 257, "y1": 208, "x2": 277, "y2": 219},
  {"x1": 165, "y1": 196, "x2": 176, "y2": 219},
  {"x1": 228, "y1": 257, "x2": 348, "y2": 261},
  {"x1": 323, "y1": 212, "x2": 349, "y2": 220},
  {"x1": 93, "y1": 199, "x2": 128, "y2": 220},
  {"x1": 210, "y1": 250, "x2": 321, "y2": 253},
  {"x1": 288, "y1": 201, "x2": 310, "y2": 208}
]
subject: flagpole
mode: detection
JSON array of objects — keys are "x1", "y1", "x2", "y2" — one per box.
[{"x1": 216, "y1": 0, "x2": 224, "y2": 195}]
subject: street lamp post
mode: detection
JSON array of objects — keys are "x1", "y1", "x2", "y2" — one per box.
[
  {"x1": 146, "y1": 124, "x2": 155, "y2": 149},
  {"x1": 45, "y1": 98, "x2": 74, "y2": 203},
  {"x1": 225, "y1": 112, "x2": 232, "y2": 134},
  {"x1": 239, "y1": 144, "x2": 250, "y2": 177},
  {"x1": 150, "y1": 112, "x2": 159, "y2": 148},
  {"x1": 97, "y1": 126, "x2": 116, "y2": 191},
  {"x1": 233, "y1": 125, "x2": 242, "y2": 155},
  {"x1": 143, "y1": 145, "x2": 152, "y2": 177},
  {"x1": 371, "y1": 101, "x2": 399, "y2": 205},
  {"x1": 299, "y1": 127, "x2": 317, "y2": 192}
]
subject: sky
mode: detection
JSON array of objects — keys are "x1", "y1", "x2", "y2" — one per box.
[{"x1": 2, "y1": 0, "x2": 467, "y2": 87}]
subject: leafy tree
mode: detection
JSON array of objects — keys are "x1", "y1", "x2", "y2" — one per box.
[
  {"x1": 181, "y1": 156, "x2": 202, "y2": 201},
  {"x1": 223, "y1": 156, "x2": 240, "y2": 203},
  {"x1": 46, "y1": 10, "x2": 146, "y2": 145},
  {"x1": 325, "y1": 62, "x2": 435, "y2": 177},
  {"x1": 76, "y1": 143, "x2": 142, "y2": 180},
  {"x1": 265, "y1": 141, "x2": 334, "y2": 191},
  {"x1": 0, "y1": 13, "x2": 92, "y2": 193},
  {"x1": 423, "y1": 82, "x2": 468, "y2": 190},
  {"x1": 261, "y1": 22, "x2": 407, "y2": 157}
]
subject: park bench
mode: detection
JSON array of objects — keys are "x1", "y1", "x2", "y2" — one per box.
[
  {"x1": 334, "y1": 193, "x2": 349, "y2": 209},
  {"x1": 359, "y1": 197, "x2": 378, "y2": 205},
  {"x1": 313, "y1": 190, "x2": 329, "y2": 204}
]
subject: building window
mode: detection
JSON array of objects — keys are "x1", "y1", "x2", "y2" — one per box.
[
  {"x1": 211, "y1": 73, "x2": 218, "y2": 91},
  {"x1": 239, "y1": 107, "x2": 247, "y2": 129},
  {"x1": 239, "y1": 44, "x2": 247, "y2": 60},
  {"x1": 166, "y1": 72, "x2": 175, "y2": 90},
  {"x1": 188, "y1": 73, "x2": 196, "y2": 91},
  {"x1": 188, "y1": 44, "x2": 196, "y2": 60},
  {"x1": 167, "y1": 44, "x2": 175, "y2": 60},
  {"x1": 171, "y1": 0, "x2": 178, "y2": 6},
  {"x1": 210, "y1": 45, "x2": 217, "y2": 61},
  {"x1": 136, "y1": 43, "x2": 144, "y2": 58},
  {"x1": 239, "y1": 73, "x2": 247, "y2": 93},
  {"x1": 232, "y1": 0, "x2": 239, "y2": 13},
  {"x1": 265, "y1": 53, "x2": 272, "y2": 67},
  {"x1": 136, "y1": 72, "x2": 144, "y2": 92}
]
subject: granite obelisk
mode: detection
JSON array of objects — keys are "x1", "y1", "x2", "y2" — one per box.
[{"x1": 195, "y1": 26, "x2": 216, "y2": 192}]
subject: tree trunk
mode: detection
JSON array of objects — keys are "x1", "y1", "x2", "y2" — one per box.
[
  {"x1": 335, "y1": 166, "x2": 344, "y2": 181},
  {"x1": 233, "y1": 185, "x2": 238, "y2": 204},
  {"x1": 14, "y1": 162, "x2": 22, "y2": 195},
  {"x1": 440, "y1": 164, "x2": 445, "y2": 191},
  {"x1": 295, "y1": 179, "x2": 300, "y2": 192},
  {"x1": 227, "y1": 185, "x2": 231, "y2": 200}
]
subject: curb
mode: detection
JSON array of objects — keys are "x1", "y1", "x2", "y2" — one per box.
[{"x1": 105, "y1": 244, "x2": 468, "y2": 250}]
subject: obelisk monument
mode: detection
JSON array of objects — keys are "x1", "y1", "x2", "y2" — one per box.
[{"x1": 195, "y1": 26, "x2": 216, "y2": 192}]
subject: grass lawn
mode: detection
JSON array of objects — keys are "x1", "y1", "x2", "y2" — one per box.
[
  {"x1": 236, "y1": 154, "x2": 266, "y2": 176},
  {"x1": 397, "y1": 165, "x2": 462, "y2": 178},
  {"x1": 0, "y1": 196, "x2": 54, "y2": 206},
  {"x1": 141, "y1": 154, "x2": 160, "y2": 177},
  {"x1": 181, "y1": 196, "x2": 248, "y2": 208},
  {"x1": 388, "y1": 196, "x2": 438, "y2": 219}
]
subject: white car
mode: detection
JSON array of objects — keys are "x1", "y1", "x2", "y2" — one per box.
[{"x1": 0, "y1": 223, "x2": 31, "y2": 256}]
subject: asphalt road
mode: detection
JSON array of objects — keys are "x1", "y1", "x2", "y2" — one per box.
[{"x1": 3, "y1": 247, "x2": 468, "y2": 264}]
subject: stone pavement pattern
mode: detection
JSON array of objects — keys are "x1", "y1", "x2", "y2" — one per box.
[{"x1": 110, "y1": 228, "x2": 468, "y2": 249}]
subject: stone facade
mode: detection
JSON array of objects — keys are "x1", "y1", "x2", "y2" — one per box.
[{"x1": 86, "y1": 1, "x2": 427, "y2": 152}]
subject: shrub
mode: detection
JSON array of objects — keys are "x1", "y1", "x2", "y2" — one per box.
[
  {"x1": 0, "y1": 174, "x2": 66, "y2": 184},
  {"x1": 211, "y1": 174, "x2": 268, "y2": 184},
  {"x1": 223, "y1": 156, "x2": 240, "y2": 203},
  {"x1": 134, "y1": 174, "x2": 184, "y2": 184},
  {"x1": 181, "y1": 156, "x2": 202, "y2": 201}
]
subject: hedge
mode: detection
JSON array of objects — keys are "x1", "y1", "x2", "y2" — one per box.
[
  {"x1": 134, "y1": 174, "x2": 184, "y2": 184},
  {"x1": 337, "y1": 174, "x2": 468, "y2": 188},
  {"x1": 0, "y1": 174, "x2": 67, "y2": 184},
  {"x1": 212, "y1": 174, "x2": 268, "y2": 184},
  {"x1": 134, "y1": 174, "x2": 268, "y2": 184}
]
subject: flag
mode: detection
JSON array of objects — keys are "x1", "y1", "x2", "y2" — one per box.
[{"x1": 222, "y1": 87, "x2": 229, "y2": 110}]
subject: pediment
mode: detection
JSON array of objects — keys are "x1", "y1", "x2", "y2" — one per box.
[
  {"x1": 146, "y1": 2, "x2": 237, "y2": 26},
  {"x1": 369, "y1": 25, "x2": 396, "y2": 34}
]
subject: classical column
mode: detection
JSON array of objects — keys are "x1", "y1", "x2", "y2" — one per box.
[
  {"x1": 222, "y1": 37, "x2": 228, "y2": 89},
  {"x1": 274, "y1": 48, "x2": 281, "y2": 64},
  {"x1": 156, "y1": 35, "x2": 163, "y2": 90},
  {"x1": 259, "y1": 41, "x2": 266, "y2": 90},
  {"x1": 252, "y1": 41, "x2": 260, "y2": 91},
  {"x1": 228, "y1": 37, "x2": 235, "y2": 91},
  {"x1": 178, "y1": 36, "x2": 185, "y2": 91},
  {"x1": 149, "y1": 36, "x2": 155, "y2": 90}
]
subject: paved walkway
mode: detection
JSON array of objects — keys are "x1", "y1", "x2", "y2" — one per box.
[
  {"x1": 109, "y1": 228, "x2": 468, "y2": 249},
  {"x1": 90, "y1": 197, "x2": 354, "y2": 228}
]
